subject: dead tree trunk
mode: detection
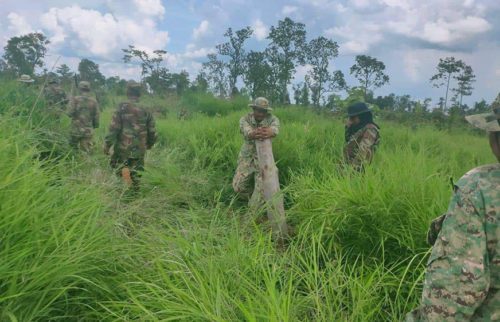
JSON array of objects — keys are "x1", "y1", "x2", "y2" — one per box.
[{"x1": 255, "y1": 138, "x2": 289, "y2": 242}]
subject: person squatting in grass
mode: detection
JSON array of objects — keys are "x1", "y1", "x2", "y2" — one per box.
[
  {"x1": 68, "y1": 81, "x2": 99, "y2": 152},
  {"x1": 232, "y1": 97, "x2": 279, "y2": 209},
  {"x1": 103, "y1": 81, "x2": 157, "y2": 193},
  {"x1": 343, "y1": 102, "x2": 380, "y2": 171},
  {"x1": 406, "y1": 93, "x2": 500, "y2": 321}
]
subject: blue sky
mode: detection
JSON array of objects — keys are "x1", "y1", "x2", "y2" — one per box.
[{"x1": 1, "y1": 0, "x2": 499, "y2": 106}]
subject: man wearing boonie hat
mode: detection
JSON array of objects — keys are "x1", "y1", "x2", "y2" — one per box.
[
  {"x1": 232, "y1": 97, "x2": 280, "y2": 208},
  {"x1": 406, "y1": 93, "x2": 500, "y2": 321},
  {"x1": 17, "y1": 74, "x2": 35, "y2": 83}
]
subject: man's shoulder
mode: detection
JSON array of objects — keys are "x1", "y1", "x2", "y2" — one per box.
[
  {"x1": 457, "y1": 163, "x2": 500, "y2": 194},
  {"x1": 241, "y1": 113, "x2": 253, "y2": 122}
]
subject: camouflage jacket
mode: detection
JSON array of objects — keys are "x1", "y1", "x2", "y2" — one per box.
[
  {"x1": 343, "y1": 123, "x2": 380, "y2": 170},
  {"x1": 238, "y1": 113, "x2": 280, "y2": 162},
  {"x1": 44, "y1": 85, "x2": 68, "y2": 109},
  {"x1": 407, "y1": 163, "x2": 500, "y2": 321},
  {"x1": 68, "y1": 93, "x2": 99, "y2": 137},
  {"x1": 104, "y1": 99, "x2": 156, "y2": 160}
]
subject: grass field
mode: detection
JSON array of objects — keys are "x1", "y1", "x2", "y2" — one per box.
[{"x1": 0, "y1": 83, "x2": 495, "y2": 321}]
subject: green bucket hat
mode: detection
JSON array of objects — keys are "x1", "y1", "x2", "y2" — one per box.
[
  {"x1": 347, "y1": 102, "x2": 371, "y2": 117},
  {"x1": 18, "y1": 74, "x2": 35, "y2": 83},
  {"x1": 249, "y1": 97, "x2": 272, "y2": 111},
  {"x1": 78, "y1": 81, "x2": 91, "y2": 91},
  {"x1": 465, "y1": 94, "x2": 500, "y2": 132}
]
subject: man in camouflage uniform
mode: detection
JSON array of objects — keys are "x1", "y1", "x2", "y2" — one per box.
[
  {"x1": 343, "y1": 102, "x2": 380, "y2": 171},
  {"x1": 44, "y1": 74, "x2": 68, "y2": 119},
  {"x1": 232, "y1": 97, "x2": 279, "y2": 208},
  {"x1": 104, "y1": 81, "x2": 156, "y2": 191},
  {"x1": 68, "y1": 81, "x2": 99, "y2": 152},
  {"x1": 406, "y1": 94, "x2": 500, "y2": 321}
]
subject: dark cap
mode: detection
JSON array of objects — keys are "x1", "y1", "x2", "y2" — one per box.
[{"x1": 347, "y1": 102, "x2": 371, "y2": 117}]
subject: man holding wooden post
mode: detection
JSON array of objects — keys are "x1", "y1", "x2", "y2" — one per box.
[{"x1": 232, "y1": 97, "x2": 288, "y2": 241}]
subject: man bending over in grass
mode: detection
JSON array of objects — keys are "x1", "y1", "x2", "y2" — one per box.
[
  {"x1": 406, "y1": 94, "x2": 500, "y2": 321},
  {"x1": 104, "y1": 81, "x2": 156, "y2": 193},
  {"x1": 232, "y1": 97, "x2": 279, "y2": 209}
]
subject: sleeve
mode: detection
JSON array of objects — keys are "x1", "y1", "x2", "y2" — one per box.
[
  {"x1": 92, "y1": 101, "x2": 100, "y2": 129},
  {"x1": 67, "y1": 97, "x2": 77, "y2": 117},
  {"x1": 408, "y1": 185, "x2": 489, "y2": 321},
  {"x1": 104, "y1": 109, "x2": 122, "y2": 149},
  {"x1": 240, "y1": 116, "x2": 254, "y2": 139},
  {"x1": 352, "y1": 127, "x2": 378, "y2": 167},
  {"x1": 146, "y1": 112, "x2": 157, "y2": 149},
  {"x1": 269, "y1": 116, "x2": 280, "y2": 137}
]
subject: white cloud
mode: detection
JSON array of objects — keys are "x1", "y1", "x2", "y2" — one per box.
[
  {"x1": 403, "y1": 51, "x2": 421, "y2": 82},
  {"x1": 132, "y1": 0, "x2": 165, "y2": 17},
  {"x1": 252, "y1": 19, "x2": 268, "y2": 41},
  {"x1": 39, "y1": 6, "x2": 169, "y2": 58},
  {"x1": 183, "y1": 45, "x2": 215, "y2": 59},
  {"x1": 192, "y1": 20, "x2": 210, "y2": 40},
  {"x1": 282, "y1": 5, "x2": 298, "y2": 16},
  {"x1": 325, "y1": 23, "x2": 383, "y2": 54},
  {"x1": 7, "y1": 12, "x2": 34, "y2": 35}
]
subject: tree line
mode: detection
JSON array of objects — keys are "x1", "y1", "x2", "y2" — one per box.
[{"x1": 0, "y1": 17, "x2": 488, "y2": 119}]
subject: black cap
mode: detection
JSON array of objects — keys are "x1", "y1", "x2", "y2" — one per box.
[{"x1": 347, "y1": 102, "x2": 371, "y2": 117}]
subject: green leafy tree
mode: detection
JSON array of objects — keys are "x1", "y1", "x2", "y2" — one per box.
[
  {"x1": 3, "y1": 32, "x2": 50, "y2": 75},
  {"x1": 78, "y1": 58, "x2": 105, "y2": 87},
  {"x1": 299, "y1": 82, "x2": 309, "y2": 106},
  {"x1": 266, "y1": 17, "x2": 307, "y2": 104},
  {"x1": 243, "y1": 51, "x2": 272, "y2": 99},
  {"x1": 217, "y1": 27, "x2": 253, "y2": 96},
  {"x1": 122, "y1": 45, "x2": 169, "y2": 93},
  {"x1": 452, "y1": 63, "x2": 475, "y2": 108},
  {"x1": 168, "y1": 71, "x2": 190, "y2": 96},
  {"x1": 305, "y1": 36, "x2": 345, "y2": 107},
  {"x1": 350, "y1": 55, "x2": 389, "y2": 100},
  {"x1": 430, "y1": 57, "x2": 464, "y2": 110},
  {"x1": 191, "y1": 72, "x2": 209, "y2": 93},
  {"x1": 202, "y1": 54, "x2": 228, "y2": 98},
  {"x1": 56, "y1": 64, "x2": 74, "y2": 84}
]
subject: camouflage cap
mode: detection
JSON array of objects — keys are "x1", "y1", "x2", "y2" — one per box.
[
  {"x1": 47, "y1": 73, "x2": 58, "y2": 84},
  {"x1": 347, "y1": 102, "x2": 371, "y2": 117},
  {"x1": 126, "y1": 81, "x2": 141, "y2": 97},
  {"x1": 249, "y1": 97, "x2": 272, "y2": 111},
  {"x1": 18, "y1": 74, "x2": 35, "y2": 83},
  {"x1": 465, "y1": 93, "x2": 500, "y2": 132},
  {"x1": 78, "y1": 81, "x2": 91, "y2": 91}
]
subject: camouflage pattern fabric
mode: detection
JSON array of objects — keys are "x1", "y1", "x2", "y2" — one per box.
[
  {"x1": 68, "y1": 93, "x2": 99, "y2": 150},
  {"x1": 44, "y1": 84, "x2": 68, "y2": 116},
  {"x1": 406, "y1": 163, "x2": 500, "y2": 321},
  {"x1": 232, "y1": 112, "x2": 279, "y2": 209},
  {"x1": 104, "y1": 99, "x2": 156, "y2": 160},
  {"x1": 343, "y1": 123, "x2": 380, "y2": 171}
]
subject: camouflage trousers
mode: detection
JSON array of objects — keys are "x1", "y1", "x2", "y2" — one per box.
[
  {"x1": 70, "y1": 136, "x2": 93, "y2": 152},
  {"x1": 232, "y1": 157, "x2": 264, "y2": 210},
  {"x1": 110, "y1": 156, "x2": 145, "y2": 191}
]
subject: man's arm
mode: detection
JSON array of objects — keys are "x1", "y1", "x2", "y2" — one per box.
[
  {"x1": 104, "y1": 109, "x2": 121, "y2": 153},
  {"x1": 146, "y1": 112, "x2": 157, "y2": 149},
  {"x1": 352, "y1": 127, "x2": 378, "y2": 168},
  {"x1": 240, "y1": 116, "x2": 255, "y2": 139},
  {"x1": 407, "y1": 186, "x2": 489, "y2": 321},
  {"x1": 92, "y1": 100, "x2": 100, "y2": 129}
]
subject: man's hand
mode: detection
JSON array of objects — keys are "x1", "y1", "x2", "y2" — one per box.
[
  {"x1": 256, "y1": 127, "x2": 274, "y2": 139},
  {"x1": 251, "y1": 127, "x2": 274, "y2": 140}
]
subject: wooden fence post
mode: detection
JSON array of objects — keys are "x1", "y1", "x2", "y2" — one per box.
[{"x1": 255, "y1": 138, "x2": 289, "y2": 242}]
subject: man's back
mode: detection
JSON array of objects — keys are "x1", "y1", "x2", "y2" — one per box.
[
  {"x1": 68, "y1": 94, "x2": 99, "y2": 137},
  {"x1": 106, "y1": 101, "x2": 156, "y2": 159},
  {"x1": 408, "y1": 163, "x2": 499, "y2": 320}
]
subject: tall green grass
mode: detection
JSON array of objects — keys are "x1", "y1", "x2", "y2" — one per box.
[{"x1": 0, "y1": 81, "x2": 495, "y2": 321}]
